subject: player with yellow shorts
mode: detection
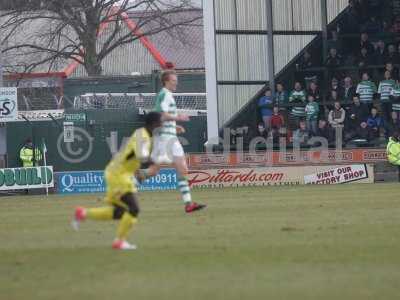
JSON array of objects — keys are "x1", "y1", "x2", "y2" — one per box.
[{"x1": 71, "y1": 112, "x2": 162, "y2": 250}]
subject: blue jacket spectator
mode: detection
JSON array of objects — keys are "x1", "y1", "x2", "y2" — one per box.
[{"x1": 258, "y1": 89, "x2": 273, "y2": 130}]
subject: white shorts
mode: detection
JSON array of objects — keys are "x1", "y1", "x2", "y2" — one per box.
[{"x1": 151, "y1": 136, "x2": 185, "y2": 164}]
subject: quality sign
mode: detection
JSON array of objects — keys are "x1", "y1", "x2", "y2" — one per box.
[{"x1": 0, "y1": 87, "x2": 18, "y2": 122}]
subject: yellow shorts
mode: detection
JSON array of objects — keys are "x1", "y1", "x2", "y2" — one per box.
[{"x1": 104, "y1": 171, "x2": 137, "y2": 209}]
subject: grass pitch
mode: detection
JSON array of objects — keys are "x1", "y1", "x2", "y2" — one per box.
[{"x1": 1, "y1": 184, "x2": 400, "y2": 300}]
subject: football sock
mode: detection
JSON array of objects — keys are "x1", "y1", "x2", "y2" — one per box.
[
  {"x1": 86, "y1": 207, "x2": 114, "y2": 220},
  {"x1": 116, "y1": 212, "x2": 137, "y2": 240},
  {"x1": 177, "y1": 176, "x2": 192, "y2": 204}
]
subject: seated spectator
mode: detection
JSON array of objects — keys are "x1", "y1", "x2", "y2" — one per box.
[
  {"x1": 356, "y1": 72, "x2": 377, "y2": 109},
  {"x1": 305, "y1": 95, "x2": 319, "y2": 136},
  {"x1": 298, "y1": 50, "x2": 314, "y2": 70},
  {"x1": 366, "y1": 107, "x2": 385, "y2": 140},
  {"x1": 325, "y1": 48, "x2": 342, "y2": 68},
  {"x1": 386, "y1": 111, "x2": 400, "y2": 139},
  {"x1": 378, "y1": 70, "x2": 396, "y2": 121},
  {"x1": 292, "y1": 120, "x2": 310, "y2": 147},
  {"x1": 328, "y1": 101, "x2": 346, "y2": 128},
  {"x1": 256, "y1": 123, "x2": 268, "y2": 139},
  {"x1": 356, "y1": 47, "x2": 374, "y2": 68},
  {"x1": 258, "y1": 89, "x2": 273, "y2": 131},
  {"x1": 343, "y1": 76, "x2": 357, "y2": 103},
  {"x1": 289, "y1": 82, "x2": 307, "y2": 125},
  {"x1": 346, "y1": 95, "x2": 369, "y2": 131},
  {"x1": 315, "y1": 119, "x2": 332, "y2": 144},
  {"x1": 361, "y1": 16, "x2": 382, "y2": 35},
  {"x1": 374, "y1": 40, "x2": 387, "y2": 65},
  {"x1": 274, "y1": 83, "x2": 289, "y2": 110},
  {"x1": 390, "y1": 79, "x2": 400, "y2": 119},
  {"x1": 345, "y1": 121, "x2": 371, "y2": 144},
  {"x1": 358, "y1": 32, "x2": 375, "y2": 56},
  {"x1": 306, "y1": 82, "x2": 321, "y2": 102},
  {"x1": 385, "y1": 44, "x2": 400, "y2": 65}
]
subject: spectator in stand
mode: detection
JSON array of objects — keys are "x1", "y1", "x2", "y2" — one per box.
[
  {"x1": 385, "y1": 44, "x2": 400, "y2": 65},
  {"x1": 361, "y1": 16, "x2": 382, "y2": 35},
  {"x1": 390, "y1": 79, "x2": 400, "y2": 119},
  {"x1": 343, "y1": 76, "x2": 357, "y2": 103},
  {"x1": 307, "y1": 82, "x2": 321, "y2": 103},
  {"x1": 270, "y1": 106, "x2": 285, "y2": 143},
  {"x1": 386, "y1": 111, "x2": 400, "y2": 138},
  {"x1": 274, "y1": 83, "x2": 289, "y2": 110},
  {"x1": 330, "y1": 77, "x2": 344, "y2": 98},
  {"x1": 305, "y1": 95, "x2": 319, "y2": 136},
  {"x1": 378, "y1": 70, "x2": 396, "y2": 121},
  {"x1": 325, "y1": 48, "x2": 342, "y2": 68},
  {"x1": 289, "y1": 82, "x2": 307, "y2": 125},
  {"x1": 328, "y1": 101, "x2": 346, "y2": 131},
  {"x1": 345, "y1": 121, "x2": 371, "y2": 144},
  {"x1": 356, "y1": 47, "x2": 374, "y2": 68},
  {"x1": 315, "y1": 119, "x2": 332, "y2": 144},
  {"x1": 384, "y1": 62, "x2": 399, "y2": 80},
  {"x1": 356, "y1": 72, "x2": 377, "y2": 109},
  {"x1": 298, "y1": 51, "x2": 314, "y2": 70},
  {"x1": 327, "y1": 30, "x2": 343, "y2": 54},
  {"x1": 292, "y1": 120, "x2": 310, "y2": 147},
  {"x1": 374, "y1": 40, "x2": 387, "y2": 65},
  {"x1": 258, "y1": 89, "x2": 273, "y2": 131},
  {"x1": 346, "y1": 94, "x2": 370, "y2": 132},
  {"x1": 256, "y1": 123, "x2": 269, "y2": 140},
  {"x1": 358, "y1": 32, "x2": 375, "y2": 56},
  {"x1": 367, "y1": 107, "x2": 385, "y2": 140},
  {"x1": 390, "y1": 16, "x2": 400, "y2": 34}
]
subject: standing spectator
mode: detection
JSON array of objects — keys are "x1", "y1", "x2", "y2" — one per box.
[
  {"x1": 346, "y1": 95, "x2": 370, "y2": 131},
  {"x1": 274, "y1": 83, "x2": 289, "y2": 110},
  {"x1": 367, "y1": 107, "x2": 385, "y2": 140},
  {"x1": 358, "y1": 32, "x2": 375, "y2": 56},
  {"x1": 258, "y1": 89, "x2": 273, "y2": 131},
  {"x1": 289, "y1": 82, "x2": 307, "y2": 125},
  {"x1": 292, "y1": 121, "x2": 310, "y2": 147},
  {"x1": 328, "y1": 101, "x2": 346, "y2": 135},
  {"x1": 325, "y1": 48, "x2": 342, "y2": 68},
  {"x1": 343, "y1": 77, "x2": 357, "y2": 104},
  {"x1": 378, "y1": 70, "x2": 396, "y2": 121},
  {"x1": 19, "y1": 138, "x2": 42, "y2": 167},
  {"x1": 298, "y1": 51, "x2": 314, "y2": 70},
  {"x1": 385, "y1": 44, "x2": 400, "y2": 65},
  {"x1": 356, "y1": 47, "x2": 374, "y2": 68},
  {"x1": 327, "y1": 30, "x2": 343, "y2": 54},
  {"x1": 307, "y1": 82, "x2": 321, "y2": 103},
  {"x1": 384, "y1": 62, "x2": 399, "y2": 80},
  {"x1": 386, "y1": 111, "x2": 400, "y2": 138},
  {"x1": 270, "y1": 106, "x2": 285, "y2": 143},
  {"x1": 329, "y1": 77, "x2": 344, "y2": 99},
  {"x1": 356, "y1": 72, "x2": 377, "y2": 109},
  {"x1": 390, "y1": 79, "x2": 400, "y2": 119},
  {"x1": 361, "y1": 16, "x2": 382, "y2": 35},
  {"x1": 374, "y1": 40, "x2": 387, "y2": 65},
  {"x1": 305, "y1": 95, "x2": 319, "y2": 136}
]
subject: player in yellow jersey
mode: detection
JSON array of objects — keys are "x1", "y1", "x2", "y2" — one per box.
[{"x1": 71, "y1": 112, "x2": 162, "y2": 250}]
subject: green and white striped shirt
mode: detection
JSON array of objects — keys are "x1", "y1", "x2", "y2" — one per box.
[
  {"x1": 378, "y1": 79, "x2": 396, "y2": 102},
  {"x1": 154, "y1": 88, "x2": 177, "y2": 137},
  {"x1": 289, "y1": 90, "x2": 306, "y2": 117},
  {"x1": 391, "y1": 85, "x2": 400, "y2": 111},
  {"x1": 356, "y1": 80, "x2": 377, "y2": 103}
]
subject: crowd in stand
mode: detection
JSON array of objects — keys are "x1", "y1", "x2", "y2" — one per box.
[{"x1": 256, "y1": 0, "x2": 400, "y2": 148}]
